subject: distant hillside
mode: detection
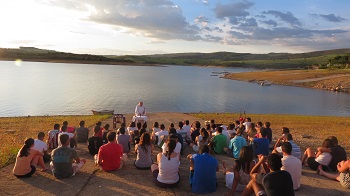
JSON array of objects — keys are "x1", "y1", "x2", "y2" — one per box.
[{"x1": 1, "y1": 47, "x2": 349, "y2": 69}]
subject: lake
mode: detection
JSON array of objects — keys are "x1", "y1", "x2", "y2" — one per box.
[{"x1": 0, "y1": 60, "x2": 349, "y2": 117}]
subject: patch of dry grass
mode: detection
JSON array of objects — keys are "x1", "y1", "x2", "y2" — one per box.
[
  {"x1": 0, "y1": 115, "x2": 111, "y2": 168},
  {"x1": 190, "y1": 113, "x2": 350, "y2": 157}
]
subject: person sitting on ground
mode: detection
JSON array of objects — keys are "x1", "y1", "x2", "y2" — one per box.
[
  {"x1": 127, "y1": 122, "x2": 137, "y2": 135},
  {"x1": 242, "y1": 117, "x2": 252, "y2": 132},
  {"x1": 249, "y1": 128, "x2": 270, "y2": 156},
  {"x1": 188, "y1": 145, "x2": 219, "y2": 194},
  {"x1": 88, "y1": 126, "x2": 103, "y2": 156},
  {"x1": 76, "y1": 120, "x2": 89, "y2": 143},
  {"x1": 301, "y1": 138, "x2": 335, "y2": 171},
  {"x1": 102, "y1": 124, "x2": 111, "y2": 144},
  {"x1": 318, "y1": 159, "x2": 350, "y2": 189},
  {"x1": 96, "y1": 132, "x2": 127, "y2": 171},
  {"x1": 33, "y1": 132, "x2": 51, "y2": 163},
  {"x1": 58, "y1": 125, "x2": 76, "y2": 148},
  {"x1": 241, "y1": 153, "x2": 295, "y2": 196},
  {"x1": 210, "y1": 123, "x2": 217, "y2": 137},
  {"x1": 62, "y1": 120, "x2": 75, "y2": 133},
  {"x1": 131, "y1": 122, "x2": 142, "y2": 141},
  {"x1": 225, "y1": 127, "x2": 247, "y2": 159},
  {"x1": 134, "y1": 123, "x2": 147, "y2": 144},
  {"x1": 169, "y1": 127, "x2": 184, "y2": 155},
  {"x1": 190, "y1": 128, "x2": 209, "y2": 152},
  {"x1": 234, "y1": 120, "x2": 241, "y2": 132},
  {"x1": 13, "y1": 138, "x2": 47, "y2": 178},
  {"x1": 264, "y1": 122, "x2": 273, "y2": 143},
  {"x1": 151, "y1": 121, "x2": 160, "y2": 140},
  {"x1": 317, "y1": 136, "x2": 347, "y2": 172},
  {"x1": 154, "y1": 124, "x2": 168, "y2": 146},
  {"x1": 151, "y1": 139, "x2": 180, "y2": 188},
  {"x1": 246, "y1": 122, "x2": 257, "y2": 139},
  {"x1": 135, "y1": 133, "x2": 153, "y2": 170},
  {"x1": 210, "y1": 126, "x2": 227, "y2": 154},
  {"x1": 274, "y1": 133, "x2": 301, "y2": 159},
  {"x1": 223, "y1": 146, "x2": 255, "y2": 195},
  {"x1": 94, "y1": 121, "x2": 103, "y2": 138},
  {"x1": 51, "y1": 134, "x2": 86, "y2": 179},
  {"x1": 227, "y1": 124, "x2": 236, "y2": 136},
  {"x1": 190, "y1": 121, "x2": 201, "y2": 143},
  {"x1": 177, "y1": 121, "x2": 190, "y2": 144},
  {"x1": 162, "y1": 133, "x2": 182, "y2": 159},
  {"x1": 280, "y1": 142, "x2": 302, "y2": 191},
  {"x1": 117, "y1": 127, "x2": 131, "y2": 154},
  {"x1": 47, "y1": 123, "x2": 60, "y2": 149},
  {"x1": 182, "y1": 120, "x2": 191, "y2": 141}
]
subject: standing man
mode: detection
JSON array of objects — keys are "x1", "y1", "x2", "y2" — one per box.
[
  {"x1": 51, "y1": 134, "x2": 86, "y2": 179},
  {"x1": 188, "y1": 145, "x2": 219, "y2": 194},
  {"x1": 135, "y1": 101, "x2": 146, "y2": 116}
]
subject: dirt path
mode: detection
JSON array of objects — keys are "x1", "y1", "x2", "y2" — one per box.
[
  {"x1": 1, "y1": 113, "x2": 349, "y2": 196},
  {"x1": 292, "y1": 74, "x2": 350, "y2": 83}
]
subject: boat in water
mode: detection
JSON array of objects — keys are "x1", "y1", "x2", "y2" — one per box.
[{"x1": 91, "y1": 110, "x2": 114, "y2": 115}]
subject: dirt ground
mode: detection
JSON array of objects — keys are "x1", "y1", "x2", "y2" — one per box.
[{"x1": 1, "y1": 113, "x2": 349, "y2": 196}]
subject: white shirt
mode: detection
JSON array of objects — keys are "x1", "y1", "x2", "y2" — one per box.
[
  {"x1": 155, "y1": 130, "x2": 169, "y2": 146},
  {"x1": 281, "y1": 155, "x2": 302, "y2": 190},
  {"x1": 315, "y1": 152, "x2": 332, "y2": 166},
  {"x1": 135, "y1": 104, "x2": 146, "y2": 116},
  {"x1": 182, "y1": 125, "x2": 191, "y2": 139},
  {"x1": 58, "y1": 132, "x2": 75, "y2": 147},
  {"x1": 33, "y1": 139, "x2": 47, "y2": 152},
  {"x1": 162, "y1": 142, "x2": 182, "y2": 154}
]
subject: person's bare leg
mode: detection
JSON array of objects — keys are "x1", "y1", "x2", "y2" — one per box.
[
  {"x1": 318, "y1": 165, "x2": 340, "y2": 181},
  {"x1": 151, "y1": 164, "x2": 158, "y2": 172},
  {"x1": 38, "y1": 156, "x2": 47, "y2": 171},
  {"x1": 301, "y1": 147, "x2": 314, "y2": 166},
  {"x1": 241, "y1": 179, "x2": 255, "y2": 196}
]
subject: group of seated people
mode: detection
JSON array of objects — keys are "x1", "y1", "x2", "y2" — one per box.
[{"x1": 12, "y1": 117, "x2": 350, "y2": 195}]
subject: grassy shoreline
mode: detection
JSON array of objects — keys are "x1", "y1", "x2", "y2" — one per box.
[{"x1": 0, "y1": 115, "x2": 111, "y2": 168}]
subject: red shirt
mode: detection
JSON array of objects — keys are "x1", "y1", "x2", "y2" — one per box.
[{"x1": 98, "y1": 142, "x2": 123, "y2": 171}]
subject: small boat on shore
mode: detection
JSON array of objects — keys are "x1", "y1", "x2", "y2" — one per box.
[{"x1": 91, "y1": 110, "x2": 114, "y2": 115}]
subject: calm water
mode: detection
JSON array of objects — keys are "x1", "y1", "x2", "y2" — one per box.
[{"x1": 0, "y1": 61, "x2": 349, "y2": 117}]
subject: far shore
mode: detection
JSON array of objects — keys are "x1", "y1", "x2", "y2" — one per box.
[{"x1": 224, "y1": 69, "x2": 350, "y2": 93}]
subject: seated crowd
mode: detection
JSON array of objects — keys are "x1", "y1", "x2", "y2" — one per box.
[{"x1": 12, "y1": 117, "x2": 349, "y2": 195}]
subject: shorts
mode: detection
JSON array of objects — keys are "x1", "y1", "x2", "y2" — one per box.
[
  {"x1": 339, "y1": 172, "x2": 350, "y2": 189},
  {"x1": 14, "y1": 165, "x2": 36, "y2": 178},
  {"x1": 152, "y1": 169, "x2": 180, "y2": 188},
  {"x1": 307, "y1": 157, "x2": 320, "y2": 170},
  {"x1": 225, "y1": 172, "x2": 248, "y2": 191}
]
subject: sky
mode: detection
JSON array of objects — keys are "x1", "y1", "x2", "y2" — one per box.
[{"x1": 0, "y1": 0, "x2": 349, "y2": 55}]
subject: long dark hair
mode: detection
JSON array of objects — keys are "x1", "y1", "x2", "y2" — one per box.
[
  {"x1": 19, "y1": 138, "x2": 34, "y2": 157},
  {"x1": 165, "y1": 139, "x2": 176, "y2": 160},
  {"x1": 139, "y1": 133, "x2": 151, "y2": 153},
  {"x1": 236, "y1": 146, "x2": 253, "y2": 172},
  {"x1": 200, "y1": 128, "x2": 209, "y2": 141}
]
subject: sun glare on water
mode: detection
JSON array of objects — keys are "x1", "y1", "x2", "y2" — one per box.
[{"x1": 15, "y1": 59, "x2": 22, "y2": 67}]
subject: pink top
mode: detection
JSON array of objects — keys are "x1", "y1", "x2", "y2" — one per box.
[{"x1": 13, "y1": 148, "x2": 38, "y2": 175}]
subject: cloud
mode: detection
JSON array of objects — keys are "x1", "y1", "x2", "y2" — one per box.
[
  {"x1": 262, "y1": 10, "x2": 302, "y2": 27},
  {"x1": 195, "y1": 15, "x2": 209, "y2": 26},
  {"x1": 195, "y1": 0, "x2": 209, "y2": 4},
  {"x1": 214, "y1": 1, "x2": 254, "y2": 18},
  {"x1": 239, "y1": 18, "x2": 258, "y2": 28},
  {"x1": 213, "y1": 27, "x2": 224, "y2": 33},
  {"x1": 260, "y1": 19, "x2": 278, "y2": 27},
  {"x1": 311, "y1": 14, "x2": 347, "y2": 23},
  {"x1": 46, "y1": 0, "x2": 203, "y2": 41}
]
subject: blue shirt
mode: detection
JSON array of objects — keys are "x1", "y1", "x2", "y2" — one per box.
[
  {"x1": 253, "y1": 138, "x2": 270, "y2": 156},
  {"x1": 229, "y1": 135, "x2": 247, "y2": 158},
  {"x1": 191, "y1": 153, "x2": 218, "y2": 194}
]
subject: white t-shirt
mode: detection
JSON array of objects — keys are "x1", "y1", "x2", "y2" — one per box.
[
  {"x1": 58, "y1": 132, "x2": 75, "y2": 147},
  {"x1": 155, "y1": 130, "x2": 169, "y2": 146},
  {"x1": 282, "y1": 155, "x2": 302, "y2": 190},
  {"x1": 162, "y1": 142, "x2": 182, "y2": 154},
  {"x1": 315, "y1": 152, "x2": 332, "y2": 166},
  {"x1": 182, "y1": 125, "x2": 191, "y2": 137},
  {"x1": 242, "y1": 122, "x2": 251, "y2": 131},
  {"x1": 127, "y1": 127, "x2": 138, "y2": 135},
  {"x1": 33, "y1": 139, "x2": 47, "y2": 152}
]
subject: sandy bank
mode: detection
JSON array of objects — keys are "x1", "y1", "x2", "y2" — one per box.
[{"x1": 224, "y1": 69, "x2": 350, "y2": 93}]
